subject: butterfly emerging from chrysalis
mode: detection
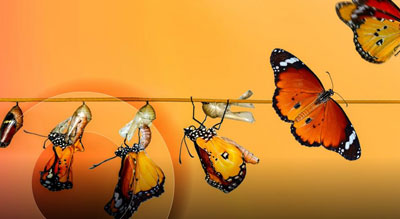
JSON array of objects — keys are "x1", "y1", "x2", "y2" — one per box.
[
  {"x1": 25, "y1": 103, "x2": 92, "y2": 191},
  {"x1": 336, "y1": 0, "x2": 400, "y2": 63},
  {"x1": 0, "y1": 103, "x2": 23, "y2": 147},
  {"x1": 270, "y1": 48, "x2": 361, "y2": 160},
  {"x1": 91, "y1": 103, "x2": 164, "y2": 219},
  {"x1": 181, "y1": 98, "x2": 259, "y2": 193}
]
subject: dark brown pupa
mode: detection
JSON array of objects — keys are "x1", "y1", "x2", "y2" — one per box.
[{"x1": 0, "y1": 103, "x2": 23, "y2": 147}]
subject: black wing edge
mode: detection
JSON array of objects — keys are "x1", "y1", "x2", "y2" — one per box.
[
  {"x1": 270, "y1": 48, "x2": 324, "y2": 123},
  {"x1": 324, "y1": 101, "x2": 361, "y2": 161}
]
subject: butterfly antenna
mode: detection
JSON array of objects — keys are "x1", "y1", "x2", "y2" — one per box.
[
  {"x1": 334, "y1": 92, "x2": 349, "y2": 107},
  {"x1": 23, "y1": 130, "x2": 47, "y2": 138},
  {"x1": 191, "y1": 96, "x2": 203, "y2": 125},
  {"x1": 179, "y1": 135, "x2": 194, "y2": 164},
  {"x1": 213, "y1": 99, "x2": 230, "y2": 130},
  {"x1": 89, "y1": 155, "x2": 118, "y2": 169},
  {"x1": 326, "y1": 71, "x2": 334, "y2": 90}
]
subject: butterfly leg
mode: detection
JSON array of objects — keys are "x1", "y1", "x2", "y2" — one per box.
[
  {"x1": 190, "y1": 96, "x2": 203, "y2": 125},
  {"x1": 201, "y1": 115, "x2": 208, "y2": 125},
  {"x1": 213, "y1": 100, "x2": 230, "y2": 130},
  {"x1": 123, "y1": 137, "x2": 130, "y2": 147},
  {"x1": 79, "y1": 134, "x2": 85, "y2": 152}
]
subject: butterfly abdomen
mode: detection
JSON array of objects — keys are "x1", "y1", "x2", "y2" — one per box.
[{"x1": 139, "y1": 125, "x2": 151, "y2": 149}]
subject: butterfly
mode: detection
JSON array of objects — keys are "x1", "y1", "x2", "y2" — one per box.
[
  {"x1": 0, "y1": 103, "x2": 23, "y2": 147},
  {"x1": 181, "y1": 99, "x2": 259, "y2": 193},
  {"x1": 270, "y1": 48, "x2": 361, "y2": 160},
  {"x1": 37, "y1": 103, "x2": 92, "y2": 191},
  {"x1": 91, "y1": 125, "x2": 165, "y2": 219},
  {"x1": 336, "y1": 0, "x2": 400, "y2": 63}
]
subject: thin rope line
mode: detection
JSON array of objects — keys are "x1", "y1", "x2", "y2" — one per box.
[{"x1": 0, "y1": 97, "x2": 398, "y2": 104}]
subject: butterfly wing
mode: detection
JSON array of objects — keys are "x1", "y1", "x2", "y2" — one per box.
[
  {"x1": 40, "y1": 146, "x2": 74, "y2": 191},
  {"x1": 291, "y1": 98, "x2": 361, "y2": 160},
  {"x1": 194, "y1": 136, "x2": 246, "y2": 193},
  {"x1": 336, "y1": 1, "x2": 400, "y2": 63},
  {"x1": 220, "y1": 136, "x2": 260, "y2": 164},
  {"x1": 130, "y1": 151, "x2": 165, "y2": 212},
  {"x1": 271, "y1": 48, "x2": 324, "y2": 123},
  {"x1": 321, "y1": 99, "x2": 361, "y2": 160},
  {"x1": 0, "y1": 105, "x2": 23, "y2": 147},
  {"x1": 357, "y1": 0, "x2": 400, "y2": 18},
  {"x1": 105, "y1": 151, "x2": 165, "y2": 218}
]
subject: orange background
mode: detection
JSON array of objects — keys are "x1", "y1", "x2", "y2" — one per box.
[{"x1": 1, "y1": 0, "x2": 400, "y2": 218}]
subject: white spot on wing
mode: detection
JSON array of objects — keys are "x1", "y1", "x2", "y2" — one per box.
[
  {"x1": 345, "y1": 130, "x2": 356, "y2": 150},
  {"x1": 279, "y1": 57, "x2": 299, "y2": 67}
]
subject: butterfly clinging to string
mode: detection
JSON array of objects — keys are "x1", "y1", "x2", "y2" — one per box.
[
  {"x1": 336, "y1": 0, "x2": 400, "y2": 63},
  {"x1": 91, "y1": 104, "x2": 164, "y2": 219},
  {"x1": 181, "y1": 98, "x2": 259, "y2": 193},
  {"x1": 270, "y1": 48, "x2": 361, "y2": 160},
  {"x1": 25, "y1": 103, "x2": 92, "y2": 191}
]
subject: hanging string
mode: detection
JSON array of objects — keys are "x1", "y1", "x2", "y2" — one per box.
[{"x1": 0, "y1": 97, "x2": 398, "y2": 104}]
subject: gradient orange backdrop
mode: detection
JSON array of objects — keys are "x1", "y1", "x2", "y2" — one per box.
[{"x1": 1, "y1": 0, "x2": 400, "y2": 218}]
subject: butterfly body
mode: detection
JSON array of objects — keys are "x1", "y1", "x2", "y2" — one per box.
[
  {"x1": 336, "y1": 0, "x2": 400, "y2": 63},
  {"x1": 40, "y1": 103, "x2": 92, "y2": 191},
  {"x1": 184, "y1": 125, "x2": 258, "y2": 193},
  {"x1": 271, "y1": 48, "x2": 361, "y2": 160}
]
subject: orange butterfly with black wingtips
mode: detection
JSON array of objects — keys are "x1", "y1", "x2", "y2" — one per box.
[
  {"x1": 181, "y1": 98, "x2": 259, "y2": 193},
  {"x1": 270, "y1": 48, "x2": 361, "y2": 160},
  {"x1": 91, "y1": 125, "x2": 165, "y2": 219},
  {"x1": 336, "y1": 0, "x2": 400, "y2": 63},
  {"x1": 26, "y1": 103, "x2": 92, "y2": 191}
]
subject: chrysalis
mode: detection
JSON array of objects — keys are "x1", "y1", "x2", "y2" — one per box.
[
  {"x1": 0, "y1": 103, "x2": 23, "y2": 147},
  {"x1": 119, "y1": 102, "x2": 156, "y2": 141},
  {"x1": 202, "y1": 90, "x2": 255, "y2": 123}
]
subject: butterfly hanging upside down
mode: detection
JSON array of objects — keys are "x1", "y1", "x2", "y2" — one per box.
[
  {"x1": 181, "y1": 98, "x2": 259, "y2": 193},
  {"x1": 91, "y1": 123, "x2": 165, "y2": 219},
  {"x1": 26, "y1": 103, "x2": 92, "y2": 191},
  {"x1": 336, "y1": 0, "x2": 400, "y2": 63},
  {"x1": 270, "y1": 48, "x2": 361, "y2": 160}
]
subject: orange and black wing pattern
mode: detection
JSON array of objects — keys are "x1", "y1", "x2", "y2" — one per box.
[
  {"x1": 271, "y1": 48, "x2": 324, "y2": 123},
  {"x1": 194, "y1": 136, "x2": 247, "y2": 193},
  {"x1": 105, "y1": 148, "x2": 165, "y2": 219},
  {"x1": 270, "y1": 48, "x2": 361, "y2": 160},
  {"x1": 0, "y1": 104, "x2": 23, "y2": 147},
  {"x1": 336, "y1": 0, "x2": 400, "y2": 63},
  {"x1": 40, "y1": 146, "x2": 74, "y2": 191}
]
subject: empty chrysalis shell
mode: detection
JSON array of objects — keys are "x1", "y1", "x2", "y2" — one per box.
[
  {"x1": 65, "y1": 103, "x2": 92, "y2": 145},
  {"x1": 119, "y1": 103, "x2": 156, "y2": 141},
  {"x1": 48, "y1": 103, "x2": 92, "y2": 148},
  {"x1": 0, "y1": 104, "x2": 23, "y2": 147},
  {"x1": 202, "y1": 90, "x2": 255, "y2": 123}
]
